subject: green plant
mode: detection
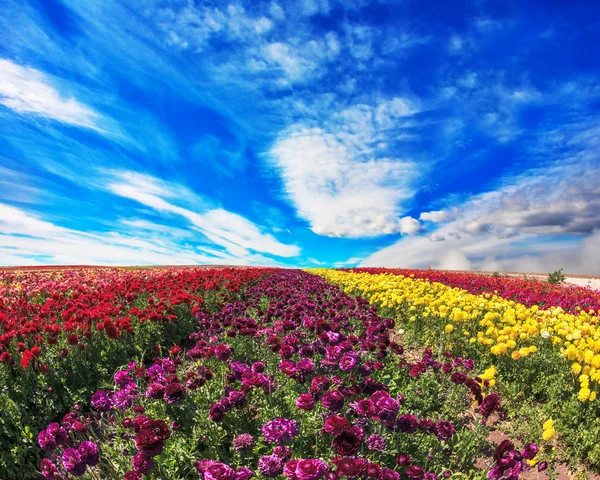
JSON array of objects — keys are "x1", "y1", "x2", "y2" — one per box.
[{"x1": 548, "y1": 268, "x2": 566, "y2": 285}]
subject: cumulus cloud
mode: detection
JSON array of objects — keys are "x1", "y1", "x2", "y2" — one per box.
[
  {"x1": 270, "y1": 98, "x2": 419, "y2": 238},
  {"x1": 398, "y1": 217, "x2": 422, "y2": 235},
  {"x1": 0, "y1": 58, "x2": 100, "y2": 129},
  {"x1": 420, "y1": 210, "x2": 449, "y2": 223}
]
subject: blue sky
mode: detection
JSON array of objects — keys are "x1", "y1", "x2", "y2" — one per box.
[{"x1": 0, "y1": 0, "x2": 599, "y2": 272}]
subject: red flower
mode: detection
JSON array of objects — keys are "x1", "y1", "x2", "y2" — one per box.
[
  {"x1": 0, "y1": 351, "x2": 12, "y2": 363},
  {"x1": 67, "y1": 334, "x2": 79, "y2": 346}
]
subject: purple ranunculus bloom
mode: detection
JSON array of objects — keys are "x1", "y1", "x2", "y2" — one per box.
[
  {"x1": 258, "y1": 455, "x2": 284, "y2": 477},
  {"x1": 233, "y1": 433, "x2": 255, "y2": 451},
  {"x1": 132, "y1": 453, "x2": 153, "y2": 475},
  {"x1": 164, "y1": 382, "x2": 186, "y2": 404},
  {"x1": 397, "y1": 414, "x2": 419, "y2": 433},
  {"x1": 146, "y1": 381, "x2": 165, "y2": 399},
  {"x1": 114, "y1": 370, "x2": 134, "y2": 388},
  {"x1": 435, "y1": 420, "x2": 455, "y2": 441},
  {"x1": 321, "y1": 390, "x2": 345, "y2": 411},
  {"x1": 296, "y1": 393, "x2": 316, "y2": 411},
  {"x1": 112, "y1": 387, "x2": 139, "y2": 411},
  {"x1": 262, "y1": 418, "x2": 299, "y2": 444},
  {"x1": 284, "y1": 460, "x2": 300, "y2": 480},
  {"x1": 234, "y1": 468, "x2": 255, "y2": 480},
  {"x1": 339, "y1": 352, "x2": 359, "y2": 372},
  {"x1": 205, "y1": 462, "x2": 235, "y2": 480},
  {"x1": 367, "y1": 434, "x2": 386, "y2": 451},
  {"x1": 38, "y1": 430, "x2": 56, "y2": 451},
  {"x1": 297, "y1": 358, "x2": 316, "y2": 373},
  {"x1": 91, "y1": 390, "x2": 112, "y2": 411},
  {"x1": 62, "y1": 448, "x2": 86, "y2": 477},
  {"x1": 78, "y1": 441, "x2": 99, "y2": 466},
  {"x1": 295, "y1": 459, "x2": 329, "y2": 480},
  {"x1": 522, "y1": 443, "x2": 539, "y2": 460},
  {"x1": 40, "y1": 458, "x2": 59, "y2": 479},
  {"x1": 375, "y1": 396, "x2": 399, "y2": 421},
  {"x1": 209, "y1": 403, "x2": 226, "y2": 422}
]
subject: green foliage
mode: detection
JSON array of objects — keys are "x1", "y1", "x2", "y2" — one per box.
[{"x1": 547, "y1": 268, "x2": 566, "y2": 285}]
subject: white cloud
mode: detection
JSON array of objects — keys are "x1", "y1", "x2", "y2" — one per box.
[
  {"x1": 0, "y1": 58, "x2": 100, "y2": 129},
  {"x1": 105, "y1": 171, "x2": 300, "y2": 258},
  {"x1": 429, "y1": 233, "x2": 445, "y2": 242},
  {"x1": 398, "y1": 216, "x2": 421, "y2": 235},
  {"x1": 420, "y1": 210, "x2": 449, "y2": 223},
  {"x1": 0, "y1": 202, "x2": 285, "y2": 267},
  {"x1": 270, "y1": 96, "x2": 419, "y2": 238},
  {"x1": 361, "y1": 121, "x2": 600, "y2": 274}
]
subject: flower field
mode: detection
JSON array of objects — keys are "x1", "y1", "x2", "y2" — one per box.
[
  {"x1": 0, "y1": 267, "x2": 544, "y2": 480},
  {"x1": 0, "y1": 267, "x2": 272, "y2": 477},
  {"x1": 350, "y1": 269, "x2": 600, "y2": 315},
  {"x1": 311, "y1": 268, "x2": 600, "y2": 472}
]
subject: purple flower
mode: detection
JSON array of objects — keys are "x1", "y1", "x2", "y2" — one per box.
[
  {"x1": 209, "y1": 403, "x2": 226, "y2": 422},
  {"x1": 339, "y1": 352, "x2": 359, "y2": 372},
  {"x1": 366, "y1": 434, "x2": 386, "y2": 451},
  {"x1": 296, "y1": 394, "x2": 316, "y2": 411},
  {"x1": 205, "y1": 462, "x2": 235, "y2": 480},
  {"x1": 91, "y1": 390, "x2": 112, "y2": 411},
  {"x1": 332, "y1": 426, "x2": 364, "y2": 456},
  {"x1": 252, "y1": 362, "x2": 265, "y2": 373},
  {"x1": 284, "y1": 460, "x2": 300, "y2": 480},
  {"x1": 322, "y1": 390, "x2": 345, "y2": 411},
  {"x1": 375, "y1": 396, "x2": 399, "y2": 421},
  {"x1": 397, "y1": 414, "x2": 419, "y2": 433},
  {"x1": 322, "y1": 415, "x2": 351, "y2": 435},
  {"x1": 146, "y1": 382, "x2": 166, "y2": 400},
  {"x1": 112, "y1": 387, "x2": 138, "y2": 411},
  {"x1": 406, "y1": 465, "x2": 424, "y2": 479},
  {"x1": 78, "y1": 441, "x2": 99, "y2": 466},
  {"x1": 62, "y1": 448, "x2": 86, "y2": 477},
  {"x1": 132, "y1": 453, "x2": 153, "y2": 475},
  {"x1": 262, "y1": 418, "x2": 299, "y2": 444},
  {"x1": 40, "y1": 458, "x2": 59, "y2": 479},
  {"x1": 522, "y1": 443, "x2": 539, "y2": 460},
  {"x1": 297, "y1": 358, "x2": 316, "y2": 373},
  {"x1": 234, "y1": 468, "x2": 255, "y2": 480},
  {"x1": 258, "y1": 455, "x2": 284, "y2": 477},
  {"x1": 294, "y1": 459, "x2": 329, "y2": 480},
  {"x1": 46, "y1": 422, "x2": 68, "y2": 445},
  {"x1": 233, "y1": 433, "x2": 255, "y2": 451},
  {"x1": 115, "y1": 370, "x2": 134, "y2": 388},
  {"x1": 215, "y1": 344, "x2": 233, "y2": 361},
  {"x1": 480, "y1": 393, "x2": 500, "y2": 417},
  {"x1": 272, "y1": 445, "x2": 292, "y2": 460},
  {"x1": 380, "y1": 469, "x2": 400, "y2": 480},
  {"x1": 435, "y1": 421, "x2": 455, "y2": 441},
  {"x1": 38, "y1": 430, "x2": 56, "y2": 451},
  {"x1": 164, "y1": 383, "x2": 186, "y2": 404}
]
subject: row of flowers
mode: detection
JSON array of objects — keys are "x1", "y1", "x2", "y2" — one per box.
[
  {"x1": 312, "y1": 270, "x2": 600, "y2": 395},
  {"x1": 349, "y1": 268, "x2": 600, "y2": 315},
  {"x1": 0, "y1": 267, "x2": 272, "y2": 478},
  {"x1": 36, "y1": 270, "x2": 536, "y2": 480},
  {"x1": 310, "y1": 268, "x2": 600, "y2": 471}
]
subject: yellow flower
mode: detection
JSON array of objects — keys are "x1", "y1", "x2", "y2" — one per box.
[
  {"x1": 445, "y1": 324, "x2": 454, "y2": 334},
  {"x1": 572, "y1": 362, "x2": 583, "y2": 375},
  {"x1": 511, "y1": 351, "x2": 521, "y2": 360},
  {"x1": 578, "y1": 388, "x2": 591, "y2": 402}
]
